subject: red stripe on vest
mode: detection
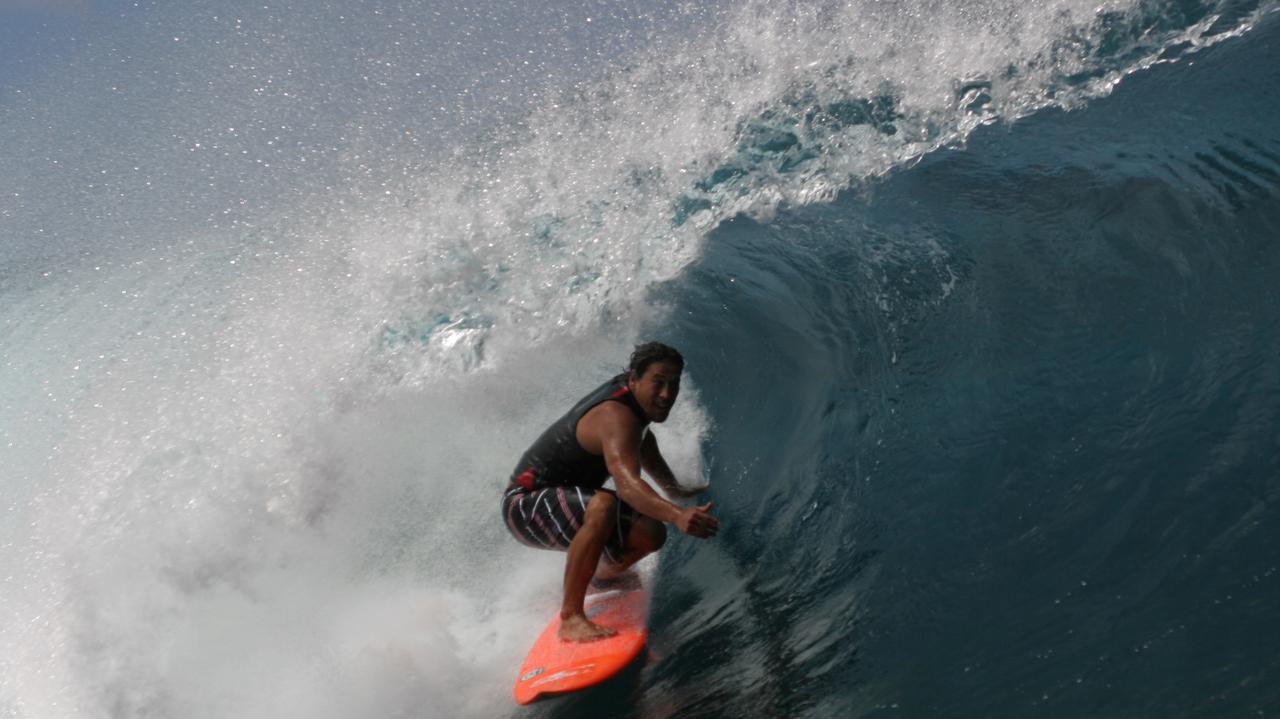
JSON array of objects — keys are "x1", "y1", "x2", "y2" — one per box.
[{"x1": 516, "y1": 467, "x2": 536, "y2": 490}]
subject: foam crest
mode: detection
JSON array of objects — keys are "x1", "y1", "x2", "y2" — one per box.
[{"x1": 353, "y1": 0, "x2": 1272, "y2": 385}]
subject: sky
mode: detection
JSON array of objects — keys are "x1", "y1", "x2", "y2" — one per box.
[
  {"x1": 0, "y1": 0, "x2": 731, "y2": 271},
  {"x1": 0, "y1": 0, "x2": 727, "y2": 103},
  {"x1": 0, "y1": 0, "x2": 98, "y2": 92}
]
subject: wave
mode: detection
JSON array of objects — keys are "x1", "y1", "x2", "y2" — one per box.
[
  {"x1": 642, "y1": 11, "x2": 1280, "y2": 716},
  {"x1": 1, "y1": 1, "x2": 1276, "y2": 717}
]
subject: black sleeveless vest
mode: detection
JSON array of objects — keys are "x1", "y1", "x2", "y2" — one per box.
[{"x1": 510, "y1": 374, "x2": 649, "y2": 491}]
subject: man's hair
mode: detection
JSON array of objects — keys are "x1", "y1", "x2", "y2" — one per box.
[{"x1": 628, "y1": 341, "x2": 684, "y2": 377}]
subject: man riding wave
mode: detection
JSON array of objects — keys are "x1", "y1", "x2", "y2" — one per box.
[{"x1": 501, "y1": 342, "x2": 719, "y2": 642}]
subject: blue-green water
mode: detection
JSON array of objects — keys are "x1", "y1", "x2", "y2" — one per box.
[{"x1": 649, "y1": 21, "x2": 1280, "y2": 716}]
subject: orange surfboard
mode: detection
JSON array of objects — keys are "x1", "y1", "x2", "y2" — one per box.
[{"x1": 513, "y1": 579, "x2": 651, "y2": 705}]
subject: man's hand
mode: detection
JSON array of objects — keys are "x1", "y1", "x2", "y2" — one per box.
[{"x1": 675, "y1": 502, "x2": 719, "y2": 538}]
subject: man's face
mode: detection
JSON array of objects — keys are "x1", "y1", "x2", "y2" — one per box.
[{"x1": 629, "y1": 361, "x2": 681, "y2": 423}]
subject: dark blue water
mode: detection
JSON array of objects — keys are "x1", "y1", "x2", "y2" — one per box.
[{"x1": 538, "y1": 12, "x2": 1280, "y2": 719}]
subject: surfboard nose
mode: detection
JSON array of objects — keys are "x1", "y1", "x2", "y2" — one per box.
[{"x1": 513, "y1": 585, "x2": 651, "y2": 704}]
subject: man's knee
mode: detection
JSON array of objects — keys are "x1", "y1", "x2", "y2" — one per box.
[
  {"x1": 649, "y1": 521, "x2": 667, "y2": 552},
  {"x1": 583, "y1": 491, "x2": 618, "y2": 528},
  {"x1": 631, "y1": 517, "x2": 666, "y2": 554}
]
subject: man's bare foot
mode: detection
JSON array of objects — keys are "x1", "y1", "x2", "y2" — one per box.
[{"x1": 559, "y1": 613, "x2": 617, "y2": 643}]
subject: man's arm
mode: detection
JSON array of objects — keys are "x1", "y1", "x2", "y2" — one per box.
[
  {"x1": 598, "y1": 408, "x2": 682, "y2": 523},
  {"x1": 586, "y1": 403, "x2": 718, "y2": 538},
  {"x1": 639, "y1": 430, "x2": 705, "y2": 499}
]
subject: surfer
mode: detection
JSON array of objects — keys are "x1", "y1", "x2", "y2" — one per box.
[{"x1": 502, "y1": 341, "x2": 719, "y2": 642}]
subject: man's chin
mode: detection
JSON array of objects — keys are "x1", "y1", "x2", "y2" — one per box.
[{"x1": 649, "y1": 409, "x2": 671, "y2": 422}]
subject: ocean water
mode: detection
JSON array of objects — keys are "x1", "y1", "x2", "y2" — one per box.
[{"x1": 2, "y1": 1, "x2": 1278, "y2": 717}]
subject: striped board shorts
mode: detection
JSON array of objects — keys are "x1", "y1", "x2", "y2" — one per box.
[{"x1": 501, "y1": 484, "x2": 639, "y2": 564}]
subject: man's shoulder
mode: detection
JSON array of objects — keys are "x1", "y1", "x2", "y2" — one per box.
[
  {"x1": 587, "y1": 397, "x2": 641, "y2": 424},
  {"x1": 579, "y1": 396, "x2": 642, "y2": 437}
]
